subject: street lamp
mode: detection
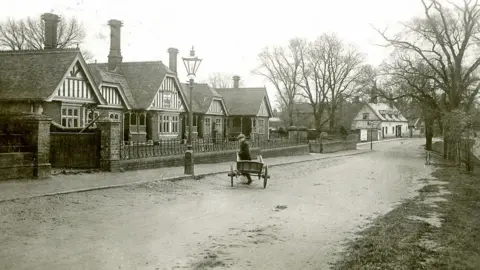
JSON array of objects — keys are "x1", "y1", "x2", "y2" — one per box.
[{"x1": 182, "y1": 46, "x2": 202, "y2": 175}]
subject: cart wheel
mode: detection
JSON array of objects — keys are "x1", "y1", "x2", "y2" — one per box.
[
  {"x1": 230, "y1": 164, "x2": 234, "y2": 187},
  {"x1": 263, "y1": 165, "x2": 268, "y2": 189}
]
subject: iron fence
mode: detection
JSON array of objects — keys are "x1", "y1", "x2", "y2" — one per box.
[{"x1": 119, "y1": 136, "x2": 309, "y2": 160}]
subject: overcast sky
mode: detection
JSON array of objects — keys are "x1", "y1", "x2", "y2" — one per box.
[{"x1": 2, "y1": 0, "x2": 429, "y2": 108}]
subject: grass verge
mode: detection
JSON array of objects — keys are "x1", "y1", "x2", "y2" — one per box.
[{"x1": 332, "y1": 160, "x2": 480, "y2": 270}]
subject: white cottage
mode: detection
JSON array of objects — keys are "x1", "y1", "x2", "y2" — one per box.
[{"x1": 351, "y1": 102, "x2": 408, "y2": 141}]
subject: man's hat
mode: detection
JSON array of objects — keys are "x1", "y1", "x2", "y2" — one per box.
[{"x1": 237, "y1": 133, "x2": 246, "y2": 140}]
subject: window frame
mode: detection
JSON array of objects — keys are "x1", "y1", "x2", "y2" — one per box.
[
  {"x1": 204, "y1": 117, "x2": 211, "y2": 135},
  {"x1": 61, "y1": 106, "x2": 81, "y2": 128}
]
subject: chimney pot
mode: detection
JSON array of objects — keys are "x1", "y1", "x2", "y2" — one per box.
[
  {"x1": 108, "y1": 19, "x2": 123, "y2": 71},
  {"x1": 167, "y1": 47, "x2": 179, "y2": 74},
  {"x1": 42, "y1": 13, "x2": 60, "y2": 49},
  {"x1": 233, "y1": 75, "x2": 240, "y2": 88}
]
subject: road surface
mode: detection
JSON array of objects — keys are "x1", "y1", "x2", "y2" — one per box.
[{"x1": 0, "y1": 138, "x2": 433, "y2": 269}]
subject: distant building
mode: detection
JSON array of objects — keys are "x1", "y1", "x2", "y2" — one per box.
[
  {"x1": 351, "y1": 102, "x2": 408, "y2": 141},
  {"x1": 216, "y1": 76, "x2": 274, "y2": 140}
]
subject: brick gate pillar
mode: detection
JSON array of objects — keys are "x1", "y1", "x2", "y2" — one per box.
[
  {"x1": 97, "y1": 118, "x2": 121, "y2": 171},
  {"x1": 20, "y1": 114, "x2": 52, "y2": 178}
]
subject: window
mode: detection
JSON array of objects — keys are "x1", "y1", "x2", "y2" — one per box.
[
  {"x1": 362, "y1": 113, "x2": 369, "y2": 120},
  {"x1": 215, "y1": 118, "x2": 222, "y2": 132},
  {"x1": 258, "y1": 119, "x2": 265, "y2": 134},
  {"x1": 205, "y1": 117, "x2": 211, "y2": 135},
  {"x1": 85, "y1": 110, "x2": 99, "y2": 127},
  {"x1": 130, "y1": 113, "x2": 137, "y2": 125},
  {"x1": 163, "y1": 93, "x2": 171, "y2": 108},
  {"x1": 139, "y1": 114, "x2": 146, "y2": 126},
  {"x1": 109, "y1": 112, "x2": 120, "y2": 120},
  {"x1": 161, "y1": 115, "x2": 170, "y2": 133},
  {"x1": 61, "y1": 107, "x2": 80, "y2": 128},
  {"x1": 392, "y1": 127, "x2": 394, "y2": 133},
  {"x1": 172, "y1": 116, "x2": 179, "y2": 133},
  {"x1": 158, "y1": 114, "x2": 180, "y2": 133}
]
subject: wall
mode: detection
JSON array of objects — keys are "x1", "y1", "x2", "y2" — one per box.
[
  {"x1": 309, "y1": 140, "x2": 357, "y2": 153},
  {"x1": 0, "y1": 152, "x2": 35, "y2": 180},
  {"x1": 42, "y1": 101, "x2": 62, "y2": 123},
  {"x1": 112, "y1": 145, "x2": 309, "y2": 172}
]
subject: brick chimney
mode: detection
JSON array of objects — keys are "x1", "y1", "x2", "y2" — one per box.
[
  {"x1": 107, "y1": 19, "x2": 123, "y2": 71},
  {"x1": 233, "y1": 75, "x2": 240, "y2": 88},
  {"x1": 42, "y1": 13, "x2": 60, "y2": 49},
  {"x1": 167, "y1": 47, "x2": 179, "y2": 74}
]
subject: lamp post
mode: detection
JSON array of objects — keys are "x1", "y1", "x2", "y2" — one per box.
[{"x1": 182, "y1": 46, "x2": 202, "y2": 175}]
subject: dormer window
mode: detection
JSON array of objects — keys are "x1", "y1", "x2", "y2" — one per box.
[
  {"x1": 381, "y1": 114, "x2": 386, "y2": 118},
  {"x1": 388, "y1": 114, "x2": 393, "y2": 119}
]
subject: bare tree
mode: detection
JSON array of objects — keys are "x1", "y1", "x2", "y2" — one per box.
[
  {"x1": 254, "y1": 38, "x2": 304, "y2": 126},
  {"x1": 297, "y1": 34, "x2": 364, "y2": 131},
  {"x1": 206, "y1": 72, "x2": 239, "y2": 88},
  {"x1": 376, "y1": 0, "x2": 480, "y2": 152},
  {"x1": 377, "y1": 0, "x2": 480, "y2": 112},
  {"x1": 0, "y1": 15, "x2": 86, "y2": 50}
]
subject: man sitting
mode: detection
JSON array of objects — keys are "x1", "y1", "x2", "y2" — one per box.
[{"x1": 237, "y1": 134, "x2": 253, "y2": 185}]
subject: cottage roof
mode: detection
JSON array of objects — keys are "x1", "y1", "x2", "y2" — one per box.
[
  {"x1": 181, "y1": 83, "x2": 223, "y2": 114},
  {"x1": 88, "y1": 61, "x2": 187, "y2": 110},
  {"x1": 88, "y1": 65, "x2": 137, "y2": 108},
  {"x1": 366, "y1": 102, "x2": 408, "y2": 122},
  {"x1": 215, "y1": 87, "x2": 273, "y2": 116},
  {"x1": 0, "y1": 49, "x2": 81, "y2": 101}
]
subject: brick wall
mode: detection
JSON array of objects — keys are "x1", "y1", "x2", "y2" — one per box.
[
  {"x1": 112, "y1": 145, "x2": 309, "y2": 172},
  {"x1": 0, "y1": 153, "x2": 35, "y2": 180}
]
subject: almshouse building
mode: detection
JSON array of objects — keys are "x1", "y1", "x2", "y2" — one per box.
[{"x1": 88, "y1": 20, "x2": 190, "y2": 143}]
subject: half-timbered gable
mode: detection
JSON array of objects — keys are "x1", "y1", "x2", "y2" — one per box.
[
  {"x1": 149, "y1": 76, "x2": 185, "y2": 111},
  {"x1": 206, "y1": 99, "x2": 226, "y2": 115},
  {"x1": 257, "y1": 97, "x2": 270, "y2": 117},
  {"x1": 52, "y1": 61, "x2": 96, "y2": 102}
]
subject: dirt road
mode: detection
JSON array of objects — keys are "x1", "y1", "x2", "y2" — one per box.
[{"x1": 0, "y1": 139, "x2": 433, "y2": 269}]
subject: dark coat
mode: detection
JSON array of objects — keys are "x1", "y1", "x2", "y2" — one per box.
[{"x1": 238, "y1": 140, "x2": 252, "y2": 160}]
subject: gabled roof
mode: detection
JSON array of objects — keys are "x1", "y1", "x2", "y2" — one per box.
[
  {"x1": 88, "y1": 65, "x2": 137, "y2": 109},
  {"x1": 215, "y1": 87, "x2": 273, "y2": 117},
  {"x1": 0, "y1": 49, "x2": 82, "y2": 101},
  {"x1": 181, "y1": 83, "x2": 225, "y2": 114},
  {"x1": 88, "y1": 61, "x2": 188, "y2": 111},
  {"x1": 365, "y1": 102, "x2": 408, "y2": 122}
]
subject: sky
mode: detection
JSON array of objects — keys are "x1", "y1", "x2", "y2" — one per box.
[{"x1": 2, "y1": 0, "x2": 429, "y2": 109}]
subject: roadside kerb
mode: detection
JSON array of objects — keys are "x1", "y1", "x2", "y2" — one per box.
[{"x1": 0, "y1": 149, "x2": 371, "y2": 202}]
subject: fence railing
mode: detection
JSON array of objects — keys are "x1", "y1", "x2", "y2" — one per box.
[{"x1": 119, "y1": 137, "x2": 309, "y2": 160}]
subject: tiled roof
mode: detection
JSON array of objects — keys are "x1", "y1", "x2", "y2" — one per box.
[
  {"x1": 366, "y1": 102, "x2": 408, "y2": 122},
  {"x1": 181, "y1": 83, "x2": 222, "y2": 114},
  {"x1": 88, "y1": 65, "x2": 137, "y2": 108},
  {"x1": 88, "y1": 61, "x2": 177, "y2": 110},
  {"x1": 215, "y1": 87, "x2": 272, "y2": 116},
  {"x1": 0, "y1": 49, "x2": 80, "y2": 101}
]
